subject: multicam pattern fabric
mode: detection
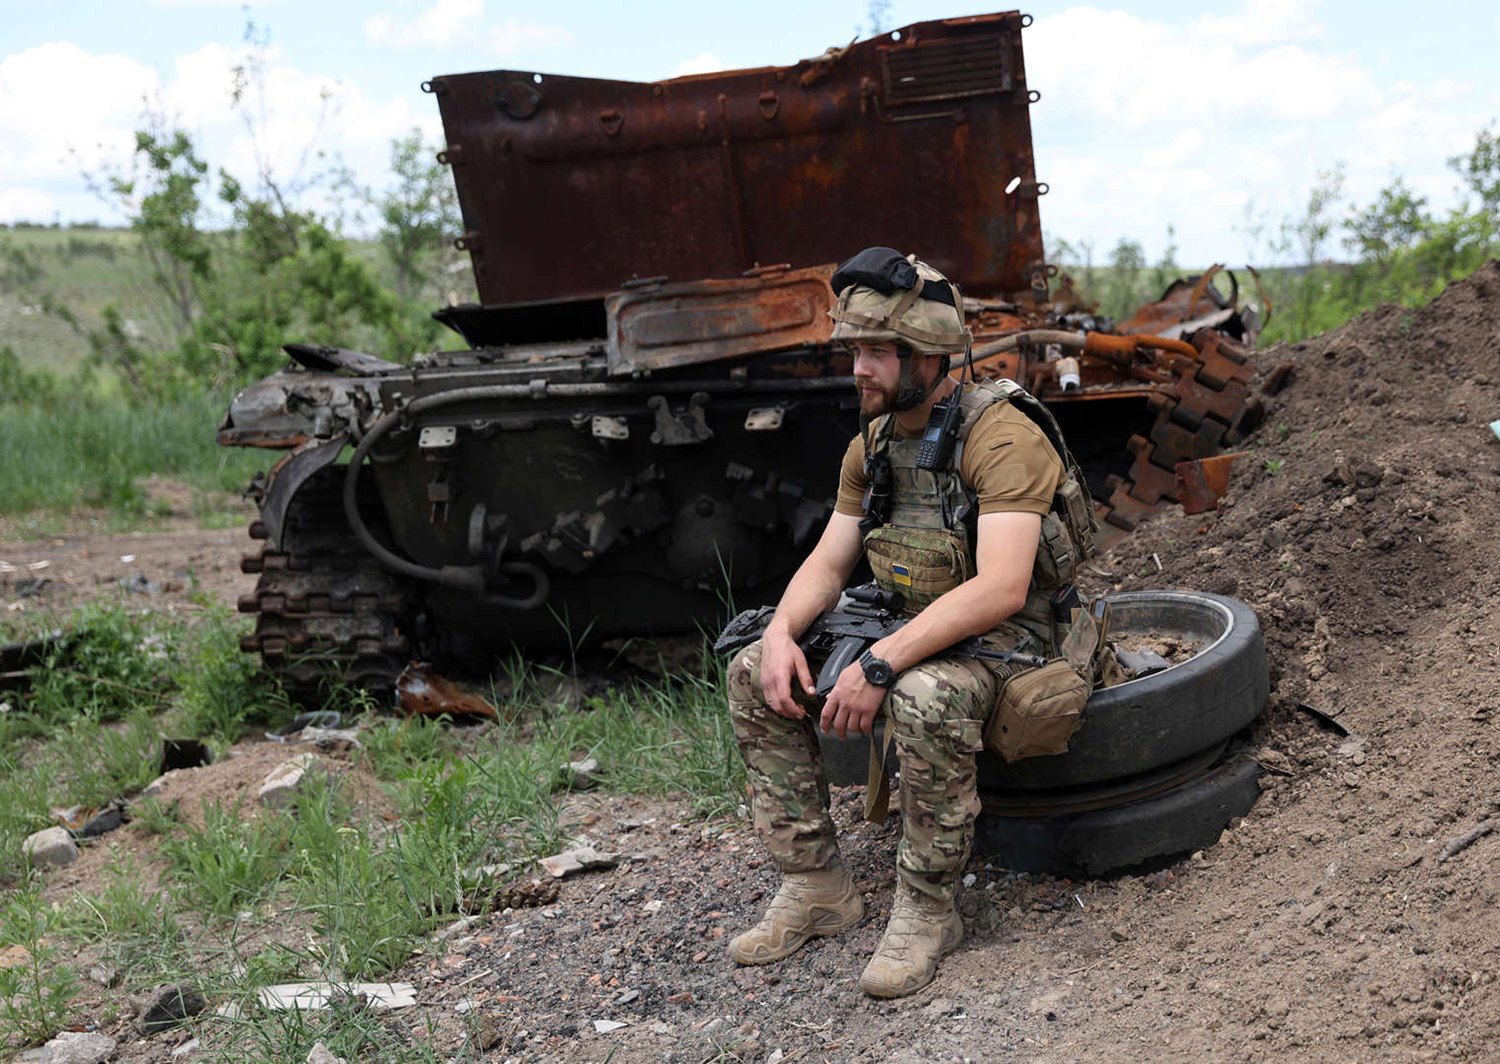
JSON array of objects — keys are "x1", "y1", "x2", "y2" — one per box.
[{"x1": 728, "y1": 639, "x2": 995, "y2": 901}]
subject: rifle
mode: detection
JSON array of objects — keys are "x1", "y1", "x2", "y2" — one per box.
[{"x1": 714, "y1": 584, "x2": 1050, "y2": 698}]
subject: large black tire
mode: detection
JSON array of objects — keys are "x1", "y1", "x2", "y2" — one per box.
[
  {"x1": 816, "y1": 590, "x2": 1267, "y2": 794},
  {"x1": 973, "y1": 751, "x2": 1262, "y2": 877},
  {"x1": 978, "y1": 590, "x2": 1268, "y2": 792}
]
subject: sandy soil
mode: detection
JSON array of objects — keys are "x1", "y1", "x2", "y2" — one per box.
[{"x1": 8, "y1": 262, "x2": 1500, "y2": 1062}]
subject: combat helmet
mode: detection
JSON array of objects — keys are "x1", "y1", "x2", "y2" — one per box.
[{"x1": 829, "y1": 247, "x2": 972, "y2": 410}]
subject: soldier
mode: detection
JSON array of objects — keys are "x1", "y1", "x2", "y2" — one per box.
[{"x1": 726, "y1": 247, "x2": 1083, "y2": 997}]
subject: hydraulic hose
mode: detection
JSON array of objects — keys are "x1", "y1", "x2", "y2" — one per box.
[{"x1": 341, "y1": 387, "x2": 552, "y2": 610}]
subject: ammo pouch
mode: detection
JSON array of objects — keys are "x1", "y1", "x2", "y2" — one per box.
[
  {"x1": 863, "y1": 526, "x2": 969, "y2": 614},
  {"x1": 983, "y1": 659, "x2": 1090, "y2": 762},
  {"x1": 981, "y1": 601, "x2": 1106, "y2": 762}
]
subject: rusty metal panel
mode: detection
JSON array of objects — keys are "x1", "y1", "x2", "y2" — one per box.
[
  {"x1": 429, "y1": 11, "x2": 1044, "y2": 307},
  {"x1": 607, "y1": 265, "x2": 836, "y2": 374}
]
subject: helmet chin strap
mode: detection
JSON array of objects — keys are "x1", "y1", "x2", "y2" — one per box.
[{"x1": 892, "y1": 345, "x2": 952, "y2": 411}]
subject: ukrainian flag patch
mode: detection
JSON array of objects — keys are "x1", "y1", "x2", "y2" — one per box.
[{"x1": 891, "y1": 563, "x2": 913, "y2": 587}]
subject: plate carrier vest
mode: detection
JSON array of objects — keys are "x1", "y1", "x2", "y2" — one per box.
[{"x1": 859, "y1": 378, "x2": 1099, "y2": 652}]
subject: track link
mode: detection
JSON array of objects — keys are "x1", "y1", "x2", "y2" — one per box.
[
  {"x1": 1101, "y1": 329, "x2": 1265, "y2": 531},
  {"x1": 237, "y1": 468, "x2": 417, "y2": 698}
]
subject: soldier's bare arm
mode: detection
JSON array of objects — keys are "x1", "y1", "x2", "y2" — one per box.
[
  {"x1": 819, "y1": 511, "x2": 1040, "y2": 739},
  {"x1": 760, "y1": 511, "x2": 865, "y2": 719}
]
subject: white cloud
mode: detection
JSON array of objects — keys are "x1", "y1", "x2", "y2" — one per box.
[
  {"x1": 1021, "y1": 1, "x2": 1458, "y2": 263},
  {"x1": 365, "y1": 1, "x2": 571, "y2": 57},
  {"x1": 0, "y1": 39, "x2": 438, "y2": 228},
  {"x1": 673, "y1": 52, "x2": 727, "y2": 77}
]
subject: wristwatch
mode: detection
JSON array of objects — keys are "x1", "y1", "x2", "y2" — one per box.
[{"x1": 859, "y1": 649, "x2": 897, "y2": 687}]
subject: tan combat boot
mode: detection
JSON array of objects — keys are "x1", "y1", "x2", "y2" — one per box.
[
  {"x1": 857, "y1": 883, "x2": 964, "y2": 998},
  {"x1": 727, "y1": 866, "x2": 864, "y2": 965}
]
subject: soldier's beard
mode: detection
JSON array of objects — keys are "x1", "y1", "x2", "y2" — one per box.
[{"x1": 856, "y1": 378, "x2": 900, "y2": 417}]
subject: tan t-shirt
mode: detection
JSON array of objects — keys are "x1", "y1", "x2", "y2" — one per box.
[{"x1": 834, "y1": 391, "x2": 1066, "y2": 518}]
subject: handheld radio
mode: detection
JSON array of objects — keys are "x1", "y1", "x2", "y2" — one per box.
[{"x1": 915, "y1": 390, "x2": 963, "y2": 471}]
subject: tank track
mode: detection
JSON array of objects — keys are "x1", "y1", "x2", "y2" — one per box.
[
  {"x1": 1099, "y1": 329, "x2": 1265, "y2": 532},
  {"x1": 237, "y1": 467, "x2": 417, "y2": 698}
]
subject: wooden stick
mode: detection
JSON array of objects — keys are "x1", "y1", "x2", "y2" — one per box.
[{"x1": 1438, "y1": 818, "x2": 1498, "y2": 863}]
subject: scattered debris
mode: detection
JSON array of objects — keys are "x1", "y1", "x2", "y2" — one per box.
[
  {"x1": 592, "y1": 1019, "x2": 629, "y2": 1034},
  {"x1": 1114, "y1": 647, "x2": 1174, "y2": 677},
  {"x1": 256, "y1": 982, "x2": 418, "y2": 1011},
  {"x1": 138, "y1": 984, "x2": 207, "y2": 1034},
  {"x1": 397, "y1": 662, "x2": 500, "y2": 720},
  {"x1": 559, "y1": 756, "x2": 602, "y2": 791},
  {"x1": 1295, "y1": 701, "x2": 1351, "y2": 736},
  {"x1": 1490, "y1": 418, "x2": 1500, "y2": 442},
  {"x1": 119, "y1": 572, "x2": 161, "y2": 595},
  {"x1": 22, "y1": 826, "x2": 78, "y2": 867},
  {"x1": 1438, "y1": 817, "x2": 1497, "y2": 864},
  {"x1": 1175, "y1": 453, "x2": 1246, "y2": 515},
  {"x1": 40, "y1": 1031, "x2": 116, "y2": 1064},
  {"x1": 305, "y1": 1042, "x2": 348, "y2": 1064},
  {"x1": 171, "y1": 1038, "x2": 200, "y2": 1058},
  {"x1": 160, "y1": 738, "x2": 213, "y2": 772},
  {"x1": 268, "y1": 710, "x2": 342, "y2": 742},
  {"x1": 540, "y1": 840, "x2": 621, "y2": 879},
  {"x1": 257, "y1": 753, "x2": 327, "y2": 809},
  {"x1": 77, "y1": 800, "x2": 130, "y2": 838}
]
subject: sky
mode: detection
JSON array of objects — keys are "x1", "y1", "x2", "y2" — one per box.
[{"x1": 2, "y1": 0, "x2": 1498, "y2": 266}]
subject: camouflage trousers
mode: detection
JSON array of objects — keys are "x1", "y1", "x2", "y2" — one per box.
[{"x1": 728, "y1": 640, "x2": 996, "y2": 902}]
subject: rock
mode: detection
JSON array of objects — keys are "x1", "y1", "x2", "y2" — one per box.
[
  {"x1": 540, "y1": 840, "x2": 620, "y2": 878},
  {"x1": 22, "y1": 826, "x2": 78, "y2": 868},
  {"x1": 666, "y1": 991, "x2": 694, "y2": 1004},
  {"x1": 257, "y1": 753, "x2": 327, "y2": 809},
  {"x1": 88, "y1": 961, "x2": 120, "y2": 987},
  {"x1": 42, "y1": 1032, "x2": 117, "y2": 1064},
  {"x1": 615, "y1": 989, "x2": 640, "y2": 1005},
  {"x1": 560, "y1": 757, "x2": 602, "y2": 791},
  {"x1": 139, "y1": 984, "x2": 207, "y2": 1033},
  {"x1": 171, "y1": 1037, "x2": 201, "y2": 1057},
  {"x1": 642, "y1": 899, "x2": 664, "y2": 914},
  {"x1": 1109, "y1": 928, "x2": 1129, "y2": 943},
  {"x1": 306, "y1": 1043, "x2": 348, "y2": 1064}
]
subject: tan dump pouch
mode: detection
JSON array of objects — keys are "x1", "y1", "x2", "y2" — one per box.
[
  {"x1": 983, "y1": 659, "x2": 1090, "y2": 762},
  {"x1": 862, "y1": 526, "x2": 969, "y2": 613}
]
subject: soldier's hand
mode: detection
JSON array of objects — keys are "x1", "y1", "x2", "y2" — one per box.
[
  {"x1": 761, "y1": 628, "x2": 815, "y2": 720},
  {"x1": 820, "y1": 663, "x2": 886, "y2": 740}
]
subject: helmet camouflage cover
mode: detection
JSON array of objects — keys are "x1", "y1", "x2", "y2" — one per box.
[{"x1": 828, "y1": 248, "x2": 971, "y2": 355}]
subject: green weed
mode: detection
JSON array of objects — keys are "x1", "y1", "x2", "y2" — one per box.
[
  {"x1": 159, "y1": 801, "x2": 293, "y2": 920},
  {"x1": 1264, "y1": 458, "x2": 1286, "y2": 476},
  {"x1": 0, "y1": 887, "x2": 78, "y2": 1048}
]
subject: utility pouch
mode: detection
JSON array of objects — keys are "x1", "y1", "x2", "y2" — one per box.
[
  {"x1": 983, "y1": 659, "x2": 1090, "y2": 762},
  {"x1": 862, "y1": 526, "x2": 968, "y2": 614},
  {"x1": 1053, "y1": 475, "x2": 1098, "y2": 559}
]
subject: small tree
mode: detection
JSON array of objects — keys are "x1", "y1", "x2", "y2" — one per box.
[{"x1": 375, "y1": 129, "x2": 461, "y2": 302}]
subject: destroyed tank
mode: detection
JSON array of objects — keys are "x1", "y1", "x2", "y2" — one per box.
[{"x1": 220, "y1": 11, "x2": 1265, "y2": 692}]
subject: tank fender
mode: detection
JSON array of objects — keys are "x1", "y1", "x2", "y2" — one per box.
[{"x1": 260, "y1": 435, "x2": 350, "y2": 549}]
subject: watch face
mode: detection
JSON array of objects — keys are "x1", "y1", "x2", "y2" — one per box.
[{"x1": 861, "y1": 652, "x2": 896, "y2": 687}]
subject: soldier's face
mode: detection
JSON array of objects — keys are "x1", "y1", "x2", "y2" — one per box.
[
  {"x1": 850, "y1": 342, "x2": 941, "y2": 416},
  {"x1": 850, "y1": 342, "x2": 903, "y2": 416}
]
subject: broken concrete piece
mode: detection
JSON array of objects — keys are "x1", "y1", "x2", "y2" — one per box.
[
  {"x1": 257, "y1": 753, "x2": 326, "y2": 809},
  {"x1": 22, "y1": 826, "x2": 77, "y2": 867},
  {"x1": 139, "y1": 983, "x2": 207, "y2": 1033},
  {"x1": 256, "y1": 982, "x2": 417, "y2": 1011},
  {"x1": 41, "y1": 1032, "x2": 117, "y2": 1064},
  {"x1": 306, "y1": 1042, "x2": 348, "y2": 1064},
  {"x1": 593, "y1": 1019, "x2": 629, "y2": 1033},
  {"x1": 540, "y1": 841, "x2": 620, "y2": 879},
  {"x1": 560, "y1": 757, "x2": 601, "y2": 790}
]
